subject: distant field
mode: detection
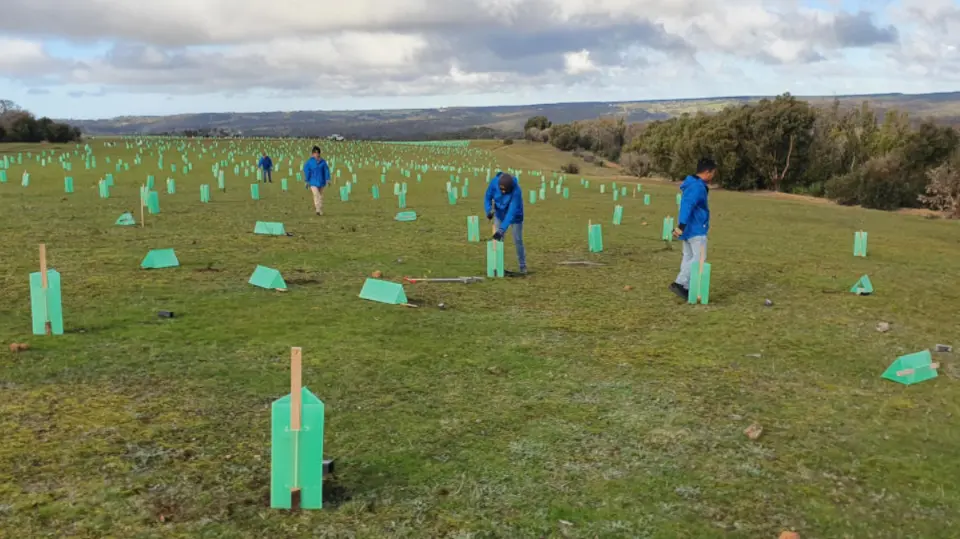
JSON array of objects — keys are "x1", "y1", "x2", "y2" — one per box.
[{"x1": 1, "y1": 138, "x2": 959, "y2": 538}]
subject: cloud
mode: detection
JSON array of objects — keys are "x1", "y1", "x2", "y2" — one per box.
[{"x1": 0, "y1": 0, "x2": 945, "y2": 111}]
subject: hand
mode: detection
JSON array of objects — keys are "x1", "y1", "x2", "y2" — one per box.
[
  {"x1": 486, "y1": 211, "x2": 494, "y2": 220},
  {"x1": 492, "y1": 230, "x2": 504, "y2": 241},
  {"x1": 672, "y1": 227, "x2": 682, "y2": 239}
]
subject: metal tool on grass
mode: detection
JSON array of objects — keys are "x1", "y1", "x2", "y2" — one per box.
[{"x1": 404, "y1": 276, "x2": 484, "y2": 284}]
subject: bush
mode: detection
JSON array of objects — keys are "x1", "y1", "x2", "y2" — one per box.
[
  {"x1": 919, "y1": 156, "x2": 960, "y2": 218},
  {"x1": 503, "y1": 138, "x2": 513, "y2": 145},
  {"x1": 824, "y1": 172, "x2": 862, "y2": 206},
  {"x1": 597, "y1": 159, "x2": 605, "y2": 167},
  {"x1": 620, "y1": 150, "x2": 652, "y2": 177},
  {"x1": 560, "y1": 162, "x2": 580, "y2": 174},
  {"x1": 582, "y1": 154, "x2": 595, "y2": 163}
]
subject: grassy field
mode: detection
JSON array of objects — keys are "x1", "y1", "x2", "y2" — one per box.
[{"x1": 1, "y1": 138, "x2": 959, "y2": 539}]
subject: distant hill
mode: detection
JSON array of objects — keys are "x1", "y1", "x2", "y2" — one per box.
[{"x1": 62, "y1": 92, "x2": 960, "y2": 139}]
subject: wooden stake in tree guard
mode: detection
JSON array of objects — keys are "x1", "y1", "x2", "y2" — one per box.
[
  {"x1": 39, "y1": 244, "x2": 51, "y2": 335},
  {"x1": 271, "y1": 347, "x2": 326, "y2": 510}
]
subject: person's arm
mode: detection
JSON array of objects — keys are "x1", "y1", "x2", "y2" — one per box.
[
  {"x1": 302, "y1": 161, "x2": 312, "y2": 186},
  {"x1": 676, "y1": 184, "x2": 700, "y2": 232},
  {"x1": 498, "y1": 188, "x2": 523, "y2": 232},
  {"x1": 319, "y1": 161, "x2": 330, "y2": 183}
]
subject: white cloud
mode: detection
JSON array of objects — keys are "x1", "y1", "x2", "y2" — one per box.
[
  {"x1": 0, "y1": 0, "x2": 943, "y2": 114},
  {"x1": 564, "y1": 50, "x2": 598, "y2": 75}
]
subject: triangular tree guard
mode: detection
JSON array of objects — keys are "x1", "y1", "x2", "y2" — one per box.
[
  {"x1": 588, "y1": 223, "x2": 603, "y2": 252},
  {"x1": 271, "y1": 347, "x2": 325, "y2": 509},
  {"x1": 850, "y1": 275, "x2": 873, "y2": 295},
  {"x1": 116, "y1": 212, "x2": 136, "y2": 226},
  {"x1": 250, "y1": 265, "x2": 287, "y2": 289},
  {"x1": 395, "y1": 211, "x2": 417, "y2": 222},
  {"x1": 688, "y1": 255, "x2": 711, "y2": 305},
  {"x1": 30, "y1": 269, "x2": 64, "y2": 335},
  {"x1": 854, "y1": 231, "x2": 868, "y2": 257},
  {"x1": 467, "y1": 216, "x2": 480, "y2": 242},
  {"x1": 255, "y1": 222, "x2": 287, "y2": 235},
  {"x1": 662, "y1": 216, "x2": 675, "y2": 242},
  {"x1": 882, "y1": 350, "x2": 939, "y2": 385},
  {"x1": 487, "y1": 240, "x2": 504, "y2": 277},
  {"x1": 359, "y1": 278, "x2": 408, "y2": 304},
  {"x1": 141, "y1": 248, "x2": 179, "y2": 269}
]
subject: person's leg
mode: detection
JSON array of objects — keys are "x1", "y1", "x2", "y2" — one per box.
[
  {"x1": 512, "y1": 222, "x2": 526, "y2": 272},
  {"x1": 674, "y1": 239, "x2": 695, "y2": 289},
  {"x1": 266, "y1": 169, "x2": 272, "y2": 183},
  {"x1": 310, "y1": 186, "x2": 323, "y2": 214}
]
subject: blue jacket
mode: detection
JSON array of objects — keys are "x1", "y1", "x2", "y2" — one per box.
[
  {"x1": 258, "y1": 156, "x2": 273, "y2": 171},
  {"x1": 303, "y1": 157, "x2": 330, "y2": 188},
  {"x1": 484, "y1": 173, "x2": 523, "y2": 232},
  {"x1": 677, "y1": 175, "x2": 709, "y2": 240}
]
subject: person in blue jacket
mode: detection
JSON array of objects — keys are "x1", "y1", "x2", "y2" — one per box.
[
  {"x1": 257, "y1": 151, "x2": 273, "y2": 183},
  {"x1": 670, "y1": 157, "x2": 716, "y2": 299},
  {"x1": 484, "y1": 171, "x2": 526, "y2": 274},
  {"x1": 303, "y1": 146, "x2": 331, "y2": 215}
]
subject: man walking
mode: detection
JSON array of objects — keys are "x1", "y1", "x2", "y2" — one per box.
[
  {"x1": 484, "y1": 171, "x2": 527, "y2": 274},
  {"x1": 303, "y1": 146, "x2": 330, "y2": 215},
  {"x1": 669, "y1": 158, "x2": 716, "y2": 299},
  {"x1": 258, "y1": 151, "x2": 273, "y2": 183}
]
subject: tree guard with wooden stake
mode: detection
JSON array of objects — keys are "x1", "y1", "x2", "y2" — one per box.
[{"x1": 271, "y1": 347, "x2": 326, "y2": 509}]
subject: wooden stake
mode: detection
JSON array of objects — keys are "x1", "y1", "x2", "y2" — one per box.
[
  {"x1": 290, "y1": 347, "x2": 302, "y2": 431},
  {"x1": 39, "y1": 243, "x2": 51, "y2": 335},
  {"x1": 696, "y1": 245, "x2": 707, "y2": 303},
  {"x1": 290, "y1": 346, "x2": 302, "y2": 498}
]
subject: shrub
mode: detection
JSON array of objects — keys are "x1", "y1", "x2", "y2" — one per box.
[
  {"x1": 620, "y1": 150, "x2": 652, "y2": 177},
  {"x1": 582, "y1": 154, "x2": 595, "y2": 163},
  {"x1": 824, "y1": 171, "x2": 862, "y2": 206},
  {"x1": 560, "y1": 162, "x2": 580, "y2": 174},
  {"x1": 919, "y1": 157, "x2": 960, "y2": 218},
  {"x1": 503, "y1": 138, "x2": 513, "y2": 145}
]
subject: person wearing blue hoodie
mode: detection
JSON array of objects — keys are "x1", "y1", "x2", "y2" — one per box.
[
  {"x1": 258, "y1": 151, "x2": 273, "y2": 183},
  {"x1": 303, "y1": 146, "x2": 331, "y2": 215},
  {"x1": 669, "y1": 158, "x2": 716, "y2": 299},
  {"x1": 484, "y1": 172, "x2": 526, "y2": 274}
]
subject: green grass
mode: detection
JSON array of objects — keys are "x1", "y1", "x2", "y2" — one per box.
[{"x1": 1, "y1": 138, "x2": 959, "y2": 539}]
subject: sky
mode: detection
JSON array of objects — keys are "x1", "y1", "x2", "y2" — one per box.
[{"x1": 0, "y1": 0, "x2": 958, "y2": 120}]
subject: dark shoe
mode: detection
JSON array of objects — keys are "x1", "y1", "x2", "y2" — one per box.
[{"x1": 669, "y1": 282, "x2": 688, "y2": 300}]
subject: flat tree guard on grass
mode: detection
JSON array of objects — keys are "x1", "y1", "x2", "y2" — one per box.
[
  {"x1": 116, "y1": 212, "x2": 136, "y2": 226},
  {"x1": 467, "y1": 216, "x2": 480, "y2": 242},
  {"x1": 588, "y1": 223, "x2": 603, "y2": 252},
  {"x1": 141, "y1": 248, "x2": 179, "y2": 269},
  {"x1": 255, "y1": 221, "x2": 287, "y2": 235},
  {"x1": 688, "y1": 249, "x2": 711, "y2": 305},
  {"x1": 854, "y1": 230, "x2": 868, "y2": 257},
  {"x1": 851, "y1": 275, "x2": 873, "y2": 295},
  {"x1": 30, "y1": 244, "x2": 64, "y2": 336},
  {"x1": 271, "y1": 347, "x2": 325, "y2": 509},
  {"x1": 487, "y1": 240, "x2": 505, "y2": 277},
  {"x1": 613, "y1": 205, "x2": 623, "y2": 225},
  {"x1": 882, "y1": 350, "x2": 939, "y2": 385},
  {"x1": 662, "y1": 216, "x2": 675, "y2": 242},
  {"x1": 395, "y1": 211, "x2": 417, "y2": 222},
  {"x1": 250, "y1": 265, "x2": 287, "y2": 289},
  {"x1": 359, "y1": 278, "x2": 409, "y2": 305}
]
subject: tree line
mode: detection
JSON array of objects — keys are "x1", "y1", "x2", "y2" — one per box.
[
  {"x1": 0, "y1": 100, "x2": 82, "y2": 144},
  {"x1": 524, "y1": 94, "x2": 960, "y2": 216}
]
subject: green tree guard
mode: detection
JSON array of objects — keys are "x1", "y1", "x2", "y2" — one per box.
[{"x1": 271, "y1": 347, "x2": 325, "y2": 509}]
